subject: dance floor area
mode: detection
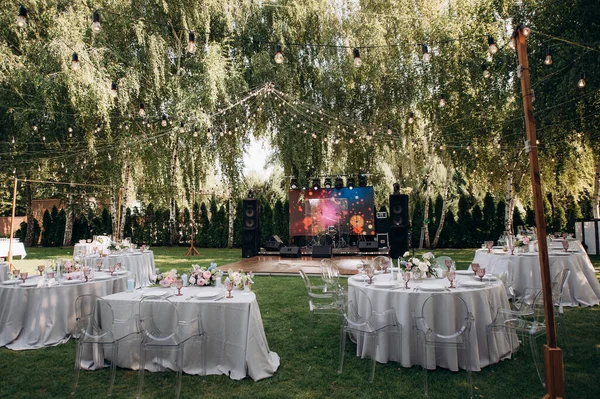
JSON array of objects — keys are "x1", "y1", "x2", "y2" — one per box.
[{"x1": 220, "y1": 254, "x2": 368, "y2": 276}]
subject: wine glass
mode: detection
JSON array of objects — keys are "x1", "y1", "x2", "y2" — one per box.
[
  {"x1": 477, "y1": 267, "x2": 487, "y2": 282},
  {"x1": 402, "y1": 271, "x2": 411, "y2": 289},
  {"x1": 20, "y1": 272, "x2": 28, "y2": 283},
  {"x1": 96, "y1": 260, "x2": 103, "y2": 272},
  {"x1": 108, "y1": 264, "x2": 115, "y2": 276},
  {"x1": 366, "y1": 265, "x2": 375, "y2": 285},
  {"x1": 508, "y1": 242, "x2": 515, "y2": 255},
  {"x1": 225, "y1": 279, "x2": 234, "y2": 298},
  {"x1": 444, "y1": 259, "x2": 453, "y2": 273},
  {"x1": 447, "y1": 269, "x2": 456, "y2": 288},
  {"x1": 175, "y1": 277, "x2": 184, "y2": 296},
  {"x1": 561, "y1": 240, "x2": 569, "y2": 252},
  {"x1": 12, "y1": 269, "x2": 20, "y2": 280},
  {"x1": 471, "y1": 263, "x2": 480, "y2": 276},
  {"x1": 83, "y1": 267, "x2": 91, "y2": 282},
  {"x1": 356, "y1": 262, "x2": 366, "y2": 283},
  {"x1": 485, "y1": 241, "x2": 494, "y2": 253},
  {"x1": 37, "y1": 264, "x2": 45, "y2": 276}
]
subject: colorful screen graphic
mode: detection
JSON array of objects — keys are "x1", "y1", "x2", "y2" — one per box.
[{"x1": 289, "y1": 187, "x2": 376, "y2": 238}]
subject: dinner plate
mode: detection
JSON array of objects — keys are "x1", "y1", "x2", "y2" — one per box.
[
  {"x1": 373, "y1": 281, "x2": 396, "y2": 288},
  {"x1": 93, "y1": 275, "x2": 111, "y2": 280},
  {"x1": 550, "y1": 252, "x2": 571, "y2": 256},
  {"x1": 455, "y1": 270, "x2": 474, "y2": 275},
  {"x1": 460, "y1": 281, "x2": 486, "y2": 288},
  {"x1": 20, "y1": 281, "x2": 39, "y2": 287},
  {"x1": 418, "y1": 285, "x2": 446, "y2": 292},
  {"x1": 2, "y1": 279, "x2": 22, "y2": 285},
  {"x1": 473, "y1": 275, "x2": 497, "y2": 281},
  {"x1": 520, "y1": 252, "x2": 538, "y2": 256},
  {"x1": 61, "y1": 279, "x2": 83, "y2": 284},
  {"x1": 194, "y1": 287, "x2": 222, "y2": 298},
  {"x1": 141, "y1": 290, "x2": 168, "y2": 297}
]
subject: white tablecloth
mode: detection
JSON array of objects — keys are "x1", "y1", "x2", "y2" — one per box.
[
  {"x1": 348, "y1": 273, "x2": 514, "y2": 372},
  {"x1": 0, "y1": 241, "x2": 26, "y2": 258},
  {"x1": 0, "y1": 262, "x2": 8, "y2": 282},
  {"x1": 82, "y1": 251, "x2": 155, "y2": 288},
  {"x1": 80, "y1": 286, "x2": 280, "y2": 381},
  {"x1": 74, "y1": 239, "x2": 111, "y2": 256},
  {"x1": 0, "y1": 275, "x2": 127, "y2": 350},
  {"x1": 472, "y1": 242, "x2": 600, "y2": 306}
]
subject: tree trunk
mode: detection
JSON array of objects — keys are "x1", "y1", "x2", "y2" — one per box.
[
  {"x1": 228, "y1": 198, "x2": 234, "y2": 248},
  {"x1": 423, "y1": 173, "x2": 433, "y2": 249},
  {"x1": 169, "y1": 135, "x2": 180, "y2": 245},
  {"x1": 24, "y1": 180, "x2": 34, "y2": 247},
  {"x1": 432, "y1": 166, "x2": 453, "y2": 249},
  {"x1": 593, "y1": 157, "x2": 600, "y2": 218},
  {"x1": 119, "y1": 158, "x2": 131, "y2": 240},
  {"x1": 505, "y1": 174, "x2": 516, "y2": 233},
  {"x1": 63, "y1": 194, "x2": 74, "y2": 246},
  {"x1": 110, "y1": 190, "x2": 118, "y2": 239}
]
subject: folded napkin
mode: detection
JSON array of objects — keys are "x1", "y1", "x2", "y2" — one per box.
[
  {"x1": 47, "y1": 278, "x2": 58, "y2": 287},
  {"x1": 36, "y1": 278, "x2": 46, "y2": 288}
]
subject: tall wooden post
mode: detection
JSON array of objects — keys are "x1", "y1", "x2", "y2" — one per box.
[
  {"x1": 7, "y1": 178, "x2": 18, "y2": 272},
  {"x1": 116, "y1": 187, "x2": 123, "y2": 242},
  {"x1": 516, "y1": 27, "x2": 565, "y2": 399}
]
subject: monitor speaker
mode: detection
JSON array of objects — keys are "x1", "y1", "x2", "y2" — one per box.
[
  {"x1": 242, "y1": 199, "x2": 260, "y2": 258},
  {"x1": 358, "y1": 241, "x2": 379, "y2": 252},
  {"x1": 311, "y1": 245, "x2": 332, "y2": 258},
  {"x1": 280, "y1": 246, "x2": 302, "y2": 258},
  {"x1": 264, "y1": 235, "x2": 284, "y2": 251}
]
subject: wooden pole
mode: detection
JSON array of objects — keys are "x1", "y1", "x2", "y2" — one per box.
[
  {"x1": 7, "y1": 178, "x2": 18, "y2": 272},
  {"x1": 116, "y1": 187, "x2": 123, "y2": 242},
  {"x1": 516, "y1": 27, "x2": 565, "y2": 399}
]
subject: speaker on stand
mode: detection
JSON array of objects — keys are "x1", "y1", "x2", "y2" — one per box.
[
  {"x1": 389, "y1": 194, "x2": 409, "y2": 258},
  {"x1": 242, "y1": 199, "x2": 260, "y2": 258},
  {"x1": 264, "y1": 235, "x2": 284, "y2": 252}
]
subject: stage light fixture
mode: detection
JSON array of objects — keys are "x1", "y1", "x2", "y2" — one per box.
[
  {"x1": 393, "y1": 183, "x2": 400, "y2": 194},
  {"x1": 334, "y1": 177, "x2": 343, "y2": 190},
  {"x1": 312, "y1": 178, "x2": 321, "y2": 190},
  {"x1": 290, "y1": 178, "x2": 298, "y2": 189},
  {"x1": 346, "y1": 177, "x2": 355, "y2": 190},
  {"x1": 324, "y1": 177, "x2": 332, "y2": 188},
  {"x1": 358, "y1": 174, "x2": 367, "y2": 187}
]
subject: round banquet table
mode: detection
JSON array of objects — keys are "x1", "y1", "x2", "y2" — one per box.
[
  {"x1": 0, "y1": 262, "x2": 8, "y2": 282},
  {"x1": 472, "y1": 241, "x2": 600, "y2": 306},
  {"x1": 82, "y1": 250, "x2": 155, "y2": 288},
  {"x1": 0, "y1": 274, "x2": 127, "y2": 350},
  {"x1": 348, "y1": 272, "x2": 515, "y2": 372}
]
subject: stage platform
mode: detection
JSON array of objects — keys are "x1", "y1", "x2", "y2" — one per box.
[
  {"x1": 259, "y1": 246, "x2": 389, "y2": 257},
  {"x1": 220, "y1": 251, "x2": 389, "y2": 277}
]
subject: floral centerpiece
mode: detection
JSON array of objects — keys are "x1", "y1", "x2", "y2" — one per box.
[
  {"x1": 189, "y1": 264, "x2": 219, "y2": 286},
  {"x1": 399, "y1": 252, "x2": 437, "y2": 278},
  {"x1": 156, "y1": 269, "x2": 178, "y2": 287},
  {"x1": 228, "y1": 269, "x2": 254, "y2": 289},
  {"x1": 514, "y1": 234, "x2": 531, "y2": 247}
]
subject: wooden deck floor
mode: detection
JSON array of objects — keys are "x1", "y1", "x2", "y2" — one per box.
[{"x1": 219, "y1": 255, "x2": 384, "y2": 276}]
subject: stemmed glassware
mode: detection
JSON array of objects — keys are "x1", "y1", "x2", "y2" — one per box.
[
  {"x1": 365, "y1": 264, "x2": 375, "y2": 285},
  {"x1": 175, "y1": 277, "x2": 184, "y2": 296},
  {"x1": 508, "y1": 242, "x2": 515, "y2": 255},
  {"x1": 224, "y1": 279, "x2": 234, "y2": 298},
  {"x1": 561, "y1": 240, "x2": 569, "y2": 252},
  {"x1": 108, "y1": 265, "x2": 115, "y2": 276},
  {"x1": 444, "y1": 259, "x2": 454, "y2": 273},
  {"x1": 447, "y1": 269, "x2": 456, "y2": 288},
  {"x1": 476, "y1": 267, "x2": 487, "y2": 282},
  {"x1": 12, "y1": 269, "x2": 20, "y2": 280},
  {"x1": 96, "y1": 260, "x2": 103, "y2": 272},
  {"x1": 402, "y1": 271, "x2": 411, "y2": 289},
  {"x1": 471, "y1": 263, "x2": 480, "y2": 276},
  {"x1": 20, "y1": 272, "x2": 28, "y2": 283},
  {"x1": 83, "y1": 267, "x2": 91, "y2": 282},
  {"x1": 37, "y1": 265, "x2": 45, "y2": 276},
  {"x1": 485, "y1": 241, "x2": 494, "y2": 253}
]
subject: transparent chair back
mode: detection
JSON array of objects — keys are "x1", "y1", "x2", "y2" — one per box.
[
  {"x1": 138, "y1": 295, "x2": 180, "y2": 342},
  {"x1": 434, "y1": 256, "x2": 453, "y2": 270},
  {"x1": 372, "y1": 256, "x2": 390, "y2": 272}
]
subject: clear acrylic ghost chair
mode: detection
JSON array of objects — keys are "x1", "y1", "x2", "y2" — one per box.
[
  {"x1": 372, "y1": 256, "x2": 391, "y2": 273},
  {"x1": 412, "y1": 294, "x2": 474, "y2": 398},
  {"x1": 434, "y1": 256, "x2": 453, "y2": 270},
  {"x1": 73, "y1": 295, "x2": 138, "y2": 396},
  {"x1": 338, "y1": 288, "x2": 401, "y2": 382},
  {"x1": 137, "y1": 295, "x2": 205, "y2": 399},
  {"x1": 551, "y1": 269, "x2": 571, "y2": 353},
  {"x1": 299, "y1": 270, "x2": 344, "y2": 342},
  {"x1": 489, "y1": 258, "x2": 516, "y2": 300},
  {"x1": 320, "y1": 259, "x2": 341, "y2": 292},
  {"x1": 502, "y1": 289, "x2": 547, "y2": 387}
]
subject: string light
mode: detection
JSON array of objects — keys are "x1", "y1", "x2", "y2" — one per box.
[
  {"x1": 161, "y1": 114, "x2": 167, "y2": 126},
  {"x1": 544, "y1": 48, "x2": 552, "y2": 65},
  {"x1": 91, "y1": 10, "x2": 101, "y2": 32},
  {"x1": 274, "y1": 44, "x2": 283, "y2": 64},
  {"x1": 71, "y1": 53, "x2": 79, "y2": 70},
  {"x1": 32, "y1": 122, "x2": 38, "y2": 131},
  {"x1": 139, "y1": 102, "x2": 145, "y2": 117},
  {"x1": 193, "y1": 127, "x2": 198, "y2": 137},
  {"x1": 353, "y1": 48, "x2": 361, "y2": 67},
  {"x1": 508, "y1": 36, "x2": 516, "y2": 50},
  {"x1": 11, "y1": 136, "x2": 15, "y2": 144},
  {"x1": 488, "y1": 36, "x2": 498, "y2": 55},
  {"x1": 387, "y1": 125, "x2": 392, "y2": 135},
  {"x1": 482, "y1": 63, "x2": 490, "y2": 78},
  {"x1": 422, "y1": 45, "x2": 431, "y2": 63},
  {"x1": 578, "y1": 72, "x2": 586, "y2": 88},
  {"x1": 439, "y1": 94, "x2": 446, "y2": 107},
  {"x1": 187, "y1": 31, "x2": 196, "y2": 53},
  {"x1": 17, "y1": 5, "x2": 27, "y2": 27},
  {"x1": 522, "y1": 26, "x2": 531, "y2": 37},
  {"x1": 111, "y1": 82, "x2": 118, "y2": 97},
  {"x1": 179, "y1": 122, "x2": 185, "y2": 133},
  {"x1": 408, "y1": 112, "x2": 414, "y2": 124}
]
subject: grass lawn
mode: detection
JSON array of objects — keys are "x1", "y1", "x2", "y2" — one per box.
[{"x1": 1, "y1": 247, "x2": 599, "y2": 398}]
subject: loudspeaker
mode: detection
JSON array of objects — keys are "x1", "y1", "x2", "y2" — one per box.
[
  {"x1": 280, "y1": 246, "x2": 302, "y2": 258},
  {"x1": 358, "y1": 241, "x2": 379, "y2": 252},
  {"x1": 389, "y1": 226, "x2": 409, "y2": 258},
  {"x1": 264, "y1": 235, "x2": 284, "y2": 251},
  {"x1": 389, "y1": 194, "x2": 409, "y2": 227},
  {"x1": 311, "y1": 245, "x2": 332, "y2": 258},
  {"x1": 376, "y1": 216, "x2": 390, "y2": 234},
  {"x1": 242, "y1": 199, "x2": 260, "y2": 258}
]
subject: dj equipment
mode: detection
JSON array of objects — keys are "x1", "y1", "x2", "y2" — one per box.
[{"x1": 358, "y1": 241, "x2": 379, "y2": 252}]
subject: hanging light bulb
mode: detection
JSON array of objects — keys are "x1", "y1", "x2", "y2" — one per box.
[
  {"x1": 91, "y1": 10, "x2": 101, "y2": 32},
  {"x1": 274, "y1": 44, "x2": 284, "y2": 64},
  {"x1": 353, "y1": 48, "x2": 361, "y2": 68},
  {"x1": 139, "y1": 102, "x2": 145, "y2": 117},
  {"x1": 11, "y1": 136, "x2": 15, "y2": 144},
  {"x1": 439, "y1": 94, "x2": 446, "y2": 107},
  {"x1": 578, "y1": 72, "x2": 586, "y2": 88},
  {"x1": 349, "y1": 138, "x2": 354, "y2": 144},
  {"x1": 387, "y1": 125, "x2": 392, "y2": 135},
  {"x1": 482, "y1": 63, "x2": 490, "y2": 78},
  {"x1": 17, "y1": 5, "x2": 27, "y2": 27},
  {"x1": 422, "y1": 44, "x2": 431, "y2": 63},
  {"x1": 544, "y1": 48, "x2": 552, "y2": 65},
  {"x1": 508, "y1": 37, "x2": 516, "y2": 50},
  {"x1": 522, "y1": 26, "x2": 531, "y2": 37},
  {"x1": 488, "y1": 36, "x2": 498, "y2": 55},
  {"x1": 193, "y1": 127, "x2": 198, "y2": 137},
  {"x1": 71, "y1": 53, "x2": 79, "y2": 70},
  {"x1": 531, "y1": 89, "x2": 536, "y2": 103},
  {"x1": 111, "y1": 82, "x2": 118, "y2": 97},
  {"x1": 160, "y1": 114, "x2": 167, "y2": 127},
  {"x1": 108, "y1": 153, "x2": 112, "y2": 160},
  {"x1": 187, "y1": 31, "x2": 196, "y2": 53},
  {"x1": 32, "y1": 122, "x2": 38, "y2": 131},
  {"x1": 179, "y1": 122, "x2": 185, "y2": 133},
  {"x1": 408, "y1": 112, "x2": 414, "y2": 124}
]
